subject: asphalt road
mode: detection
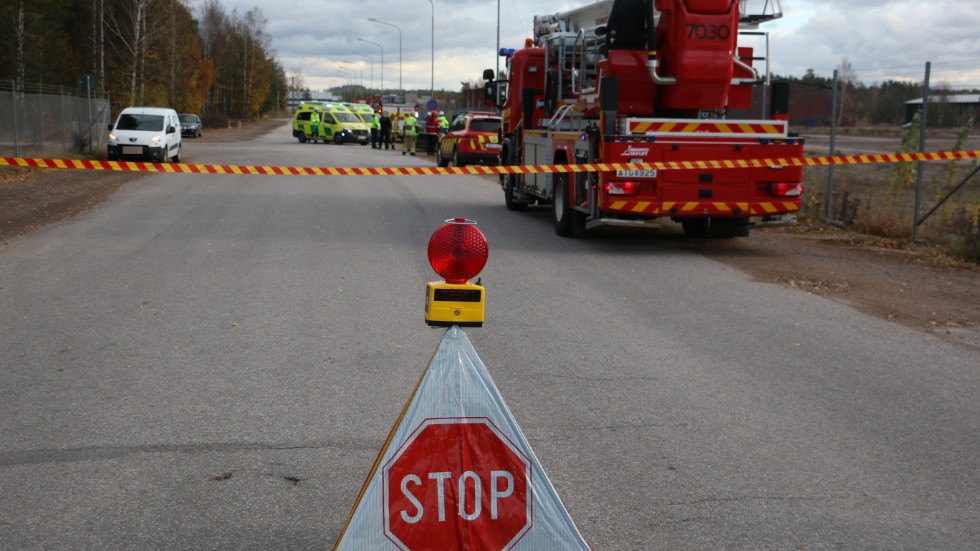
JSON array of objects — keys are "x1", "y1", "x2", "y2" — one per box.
[
  {"x1": 803, "y1": 132, "x2": 980, "y2": 156},
  {"x1": 1, "y1": 124, "x2": 977, "y2": 550}
]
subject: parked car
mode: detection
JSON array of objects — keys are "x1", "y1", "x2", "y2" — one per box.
[
  {"x1": 107, "y1": 107, "x2": 181, "y2": 162},
  {"x1": 437, "y1": 112, "x2": 501, "y2": 167},
  {"x1": 179, "y1": 113, "x2": 203, "y2": 138}
]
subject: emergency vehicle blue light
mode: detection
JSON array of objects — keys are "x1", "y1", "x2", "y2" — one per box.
[{"x1": 498, "y1": 48, "x2": 516, "y2": 57}]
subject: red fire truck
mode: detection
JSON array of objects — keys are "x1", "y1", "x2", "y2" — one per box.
[{"x1": 484, "y1": 0, "x2": 804, "y2": 238}]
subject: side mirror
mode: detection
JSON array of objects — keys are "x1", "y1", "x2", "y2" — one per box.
[
  {"x1": 107, "y1": 123, "x2": 113, "y2": 131},
  {"x1": 482, "y1": 69, "x2": 495, "y2": 81},
  {"x1": 167, "y1": 125, "x2": 176, "y2": 134},
  {"x1": 484, "y1": 81, "x2": 498, "y2": 107}
]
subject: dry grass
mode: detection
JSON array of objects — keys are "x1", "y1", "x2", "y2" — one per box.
[{"x1": 797, "y1": 123, "x2": 980, "y2": 262}]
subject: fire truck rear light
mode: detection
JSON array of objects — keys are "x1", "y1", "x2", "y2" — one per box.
[
  {"x1": 606, "y1": 181, "x2": 640, "y2": 195},
  {"x1": 771, "y1": 183, "x2": 803, "y2": 197}
]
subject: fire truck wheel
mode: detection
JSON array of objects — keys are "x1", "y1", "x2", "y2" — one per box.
[
  {"x1": 452, "y1": 147, "x2": 465, "y2": 168},
  {"x1": 553, "y1": 172, "x2": 585, "y2": 237},
  {"x1": 504, "y1": 175, "x2": 527, "y2": 212},
  {"x1": 437, "y1": 148, "x2": 449, "y2": 167}
]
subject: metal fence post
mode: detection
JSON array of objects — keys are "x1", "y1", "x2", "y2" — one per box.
[
  {"x1": 825, "y1": 69, "x2": 839, "y2": 222},
  {"x1": 12, "y1": 81, "x2": 20, "y2": 156},
  {"x1": 913, "y1": 61, "x2": 931, "y2": 243}
]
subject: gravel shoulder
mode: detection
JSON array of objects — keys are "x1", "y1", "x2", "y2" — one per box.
[{"x1": 3, "y1": 118, "x2": 978, "y2": 349}]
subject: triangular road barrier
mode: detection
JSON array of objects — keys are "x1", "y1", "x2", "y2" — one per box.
[{"x1": 333, "y1": 326, "x2": 591, "y2": 550}]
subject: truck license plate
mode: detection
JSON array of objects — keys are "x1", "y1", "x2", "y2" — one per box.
[
  {"x1": 122, "y1": 146, "x2": 143, "y2": 155},
  {"x1": 616, "y1": 169, "x2": 657, "y2": 178}
]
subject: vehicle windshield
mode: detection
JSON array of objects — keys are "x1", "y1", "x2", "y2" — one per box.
[
  {"x1": 469, "y1": 119, "x2": 500, "y2": 132},
  {"x1": 335, "y1": 112, "x2": 360, "y2": 123},
  {"x1": 116, "y1": 114, "x2": 164, "y2": 131},
  {"x1": 179, "y1": 115, "x2": 199, "y2": 124}
]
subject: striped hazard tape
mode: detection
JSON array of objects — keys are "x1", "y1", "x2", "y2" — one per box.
[{"x1": 2, "y1": 150, "x2": 979, "y2": 176}]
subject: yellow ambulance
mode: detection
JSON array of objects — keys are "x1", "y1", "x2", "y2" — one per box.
[
  {"x1": 292, "y1": 102, "x2": 370, "y2": 145},
  {"x1": 345, "y1": 102, "x2": 376, "y2": 125}
]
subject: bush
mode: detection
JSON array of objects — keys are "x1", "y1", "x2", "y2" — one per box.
[{"x1": 949, "y1": 235, "x2": 980, "y2": 264}]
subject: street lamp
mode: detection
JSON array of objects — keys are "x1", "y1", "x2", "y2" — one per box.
[
  {"x1": 352, "y1": 52, "x2": 373, "y2": 97},
  {"x1": 369, "y1": 18, "x2": 402, "y2": 101},
  {"x1": 341, "y1": 64, "x2": 363, "y2": 94},
  {"x1": 428, "y1": 0, "x2": 434, "y2": 100},
  {"x1": 358, "y1": 38, "x2": 384, "y2": 101},
  {"x1": 337, "y1": 70, "x2": 353, "y2": 101},
  {"x1": 496, "y1": 0, "x2": 501, "y2": 81}
]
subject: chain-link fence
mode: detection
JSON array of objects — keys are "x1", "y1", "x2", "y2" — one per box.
[{"x1": 0, "y1": 81, "x2": 111, "y2": 158}]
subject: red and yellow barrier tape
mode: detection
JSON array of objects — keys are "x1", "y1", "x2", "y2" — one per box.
[{"x1": 2, "y1": 150, "x2": 979, "y2": 176}]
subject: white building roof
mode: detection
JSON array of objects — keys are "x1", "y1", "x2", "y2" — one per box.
[{"x1": 906, "y1": 94, "x2": 980, "y2": 105}]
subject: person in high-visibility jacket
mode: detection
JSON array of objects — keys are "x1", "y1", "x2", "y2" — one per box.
[
  {"x1": 402, "y1": 114, "x2": 417, "y2": 156},
  {"x1": 438, "y1": 111, "x2": 449, "y2": 135},
  {"x1": 370, "y1": 111, "x2": 381, "y2": 149},
  {"x1": 309, "y1": 110, "x2": 320, "y2": 140}
]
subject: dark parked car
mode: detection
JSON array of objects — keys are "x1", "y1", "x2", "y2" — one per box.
[{"x1": 179, "y1": 114, "x2": 203, "y2": 138}]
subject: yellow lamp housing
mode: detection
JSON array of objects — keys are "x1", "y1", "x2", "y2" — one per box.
[{"x1": 425, "y1": 281, "x2": 485, "y2": 327}]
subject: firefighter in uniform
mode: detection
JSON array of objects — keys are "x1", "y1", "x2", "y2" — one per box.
[
  {"x1": 425, "y1": 111, "x2": 440, "y2": 155},
  {"x1": 402, "y1": 113, "x2": 417, "y2": 156}
]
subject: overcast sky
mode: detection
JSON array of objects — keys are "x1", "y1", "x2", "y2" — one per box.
[{"x1": 203, "y1": 0, "x2": 980, "y2": 94}]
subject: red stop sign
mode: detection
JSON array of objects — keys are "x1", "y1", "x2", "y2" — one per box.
[{"x1": 383, "y1": 417, "x2": 532, "y2": 550}]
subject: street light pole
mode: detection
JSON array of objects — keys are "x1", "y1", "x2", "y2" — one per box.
[
  {"x1": 337, "y1": 70, "x2": 353, "y2": 101},
  {"x1": 496, "y1": 0, "x2": 501, "y2": 80},
  {"x1": 358, "y1": 38, "x2": 384, "y2": 102},
  {"x1": 352, "y1": 52, "x2": 373, "y2": 97},
  {"x1": 428, "y1": 0, "x2": 434, "y2": 100},
  {"x1": 369, "y1": 18, "x2": 402, "y2": 102}
]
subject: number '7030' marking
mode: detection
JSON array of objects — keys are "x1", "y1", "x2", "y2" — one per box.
[{"x1": 686, "y1": 23, "x2": 731, "y2": 40}]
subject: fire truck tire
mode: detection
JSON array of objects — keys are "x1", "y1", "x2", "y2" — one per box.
[
  {"x1": 553, "y1": 172, "x2": 585, "y2": 237},
  {"x1": 452, "y1": 147, "x2": 465, "y2": 168},
  {"x1": 437, "y1": 148, "x2": 449, "y2": 167},
  {"x1": 504, "y1": 175, "x2": 527, "y2": 212}
]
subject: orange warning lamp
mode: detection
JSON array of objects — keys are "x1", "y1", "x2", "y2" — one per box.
[{"x1": 425, "y1": 218, "x2": 488, "y2": 327}]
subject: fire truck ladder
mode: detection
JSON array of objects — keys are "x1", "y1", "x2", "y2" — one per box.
[
  {"x1": 570, "y1": 29, "x2": 602, "y2": 94},
  {"x1": 738, "y1": 0, "x2": 783, "y2": 27}
]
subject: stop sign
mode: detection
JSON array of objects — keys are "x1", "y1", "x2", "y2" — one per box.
[{"x1": 383, "y1": 417, "x2": 532, "y2": 550}]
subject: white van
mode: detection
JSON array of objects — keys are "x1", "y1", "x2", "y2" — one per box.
[{"x1": 107, "y1": 107, "x2": 182, "y2": 162}]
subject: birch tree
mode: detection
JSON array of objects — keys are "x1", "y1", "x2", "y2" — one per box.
[{"x1": 105, "y1": 0, "x2": 164, "y2": 105}]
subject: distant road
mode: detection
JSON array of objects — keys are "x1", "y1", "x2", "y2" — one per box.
[{"x1": 803, "y1": 131, "x2": 980, "y2": 156}]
